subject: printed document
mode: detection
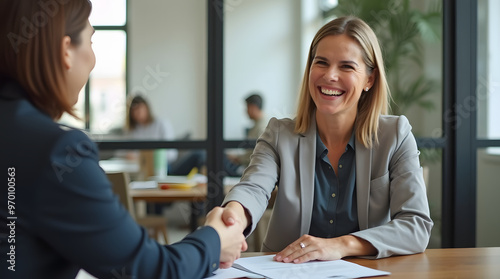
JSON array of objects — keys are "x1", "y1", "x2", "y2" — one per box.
[{"x1": 205, "y1": 254, "x2": 390, "y2": 279}]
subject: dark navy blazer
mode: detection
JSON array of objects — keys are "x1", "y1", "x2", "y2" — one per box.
[{"x1": 0, "y1": 77, "x2": 220, "y2": 279}]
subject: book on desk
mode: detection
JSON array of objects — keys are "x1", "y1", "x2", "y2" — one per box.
[
  {"x1": 130, "y1": 167, "x2": 201, "y2": 190},
  {"x1": 129, "y1": 176, "x2": 198, "y2": 190}
]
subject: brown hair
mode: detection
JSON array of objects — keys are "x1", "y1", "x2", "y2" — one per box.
[
  {"x1": 295, "y1": 16, "x2": 390, "y2": 148},
  {"x1": 0, "y1": 0, "x2": 92, "y2": 119},
  {"x1": 127, "y1": 95, "x2": 155, "y2": 131}
]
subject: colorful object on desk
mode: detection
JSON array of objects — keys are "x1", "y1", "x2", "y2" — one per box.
[
  {"x1": 157, "y1": 168, "x2": 198, "y2": 190},
  {"x1": 159, "y1": 181, "x2": 197, "y2": 190},
  {"x1": 187, "y1": 167, "x2": 198, "y2": 180}
]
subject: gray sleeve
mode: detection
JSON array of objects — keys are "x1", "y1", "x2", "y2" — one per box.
[{"x1": 222, "y1": 118, "x2": 281, "y2": 235}]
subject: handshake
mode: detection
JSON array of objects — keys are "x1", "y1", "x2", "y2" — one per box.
[{"x1": 204, "y1": 202, "x2": 250, "y2": 269}]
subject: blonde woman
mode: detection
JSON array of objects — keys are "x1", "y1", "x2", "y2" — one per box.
[{"x1": 221, "y1": 16, "x2": 433, "y2": 264}]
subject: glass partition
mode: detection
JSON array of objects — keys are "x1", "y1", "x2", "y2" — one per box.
[
  {"x1": 128, "y1": 0, "x2": 207, "y2": 141},
  {"x1": 476, "y1": 148, "x2": 500, "y2": 247},
  {"x1": 89, "y1": 30, "x2": 127, "y2": 135},
  {"x1": 223, "y1": 0, "x2": 309, "y2": 140},
  {"x1": 477, "y1": 0, "x2": 500, "y2": 140},
  {"x1": 420, "y1": 147, "x2": 442, "y2": 248}
]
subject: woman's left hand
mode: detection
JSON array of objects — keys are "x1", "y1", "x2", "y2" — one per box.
[
  {"x1": 273, "y1": 235, "x2": 344, "y2": 264},
  {"x1": 273, "y1": 234, "x2": 376, "y2": 264}
]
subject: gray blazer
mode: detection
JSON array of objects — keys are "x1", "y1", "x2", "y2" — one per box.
[{"x1": 223, "y1": 114, "x2": 433, "y2": 259}]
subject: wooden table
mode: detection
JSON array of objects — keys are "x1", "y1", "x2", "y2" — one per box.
[
  {"x1": 242, "y1": 247, "x2": 500, "y2": 278},
  {"x1": 130, "y1": 185, "x2": 207, "y2": 231},
  {"x1": 129, "y1": 185, "x2": 207, "y2": 203}
]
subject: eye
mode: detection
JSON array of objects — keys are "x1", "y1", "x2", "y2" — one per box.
[
  {"x1": 341, "y1": 64, "x2": 355, "y2": 70},
  {"x1": 314, "y1": 60, "x2": 328, "y2": 66}
]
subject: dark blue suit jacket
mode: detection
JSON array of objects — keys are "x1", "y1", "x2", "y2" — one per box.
[{"x1": 0, "y1": 77, "x2": 220, "y2": 279}]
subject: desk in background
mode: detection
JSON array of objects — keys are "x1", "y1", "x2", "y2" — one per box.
[{"x1": 130, "y1": 185, "x2": 207, "y2": 231}]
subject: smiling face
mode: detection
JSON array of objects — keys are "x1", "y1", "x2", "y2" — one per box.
[{"x1": 308, "y1": 34, "x2": 374, "y2": 120}]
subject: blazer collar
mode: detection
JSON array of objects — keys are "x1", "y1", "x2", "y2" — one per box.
[
  {"x1": 298, "y1": 112, "x2": 317, "y2": 235},
  {"x1": 355, "y1": 136, "x2": 372, "y2": 230}
]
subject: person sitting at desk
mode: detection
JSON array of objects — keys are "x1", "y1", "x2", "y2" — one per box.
[
  {"x1": 126, "y1": 94, "x2": 178, "y2": 164},
  {"x1": 220, "y1": 16, "x2": 433, "y2": 265},
  {"x1": 0, "y1": 1, "x2": 246, "y2": 278}
]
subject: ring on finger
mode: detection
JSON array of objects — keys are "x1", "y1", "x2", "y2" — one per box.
[{"x1": 299, "y1": 242, "x2": 306, "y2": 249}]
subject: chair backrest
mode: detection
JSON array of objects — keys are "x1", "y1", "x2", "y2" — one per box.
[
  {"x1": 139, "y1": 150, "x2": 155, "y2": 178},
  {"x1": 106, "y1": 172, "x2": 136, "y2": 220}
]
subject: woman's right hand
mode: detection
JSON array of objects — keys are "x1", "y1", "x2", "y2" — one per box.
[
  {"x1": 205, "y1": 206, "x2": 247, "y2": 268},
  {"x1": 221, "y1": 201, "x2": 250, "y2": 229}
]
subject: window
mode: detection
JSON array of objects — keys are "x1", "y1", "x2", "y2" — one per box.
[
  {"x1": 59, "y1": 0, "x2": 127, "y2": 135},
  {"x1": 478, "y1": 0, "x2": 500, "y2": 140}
]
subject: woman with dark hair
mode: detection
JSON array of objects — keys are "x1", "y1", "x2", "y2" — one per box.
[
  {"x1": 0, "y1": 1, "x2": 246, "y2": 278},
  {"x1": 125, "y1": 94, "x2": 178, "y2": 168},
  {"x1": 220, "y1": 16, "x2": 433, "y2": 265}
]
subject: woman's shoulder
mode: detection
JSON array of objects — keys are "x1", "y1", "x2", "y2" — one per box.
[
  {"x1": 376, "y1": 115, "x2": 414, "y2": 146},
  {"x1": 266, "y1": 117, "x2": 297, "y2": 133},
  {"x1": 378, "y1": 115, "x2": 411, "y2": 131}
]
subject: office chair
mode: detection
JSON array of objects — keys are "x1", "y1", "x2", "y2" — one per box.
[{"x1": 106, "y1": 172, "x2": 169, "y2": 244}]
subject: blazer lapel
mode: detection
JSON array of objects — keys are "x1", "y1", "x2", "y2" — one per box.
[
  {"x1": 298, "y1": 117, "x2": 317, "y2": 235},
  {"x1": 355, "y1": 138, "x2": 372, "y2": 230}
]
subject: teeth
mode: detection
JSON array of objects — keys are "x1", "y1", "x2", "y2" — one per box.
[{"x1": 321, "y1": 88, "x2": 343, "y2": 96}]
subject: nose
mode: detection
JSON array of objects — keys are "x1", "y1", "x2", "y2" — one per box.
[{"x1": 324, "y1": 66, "x2": 339, "y2": 82}]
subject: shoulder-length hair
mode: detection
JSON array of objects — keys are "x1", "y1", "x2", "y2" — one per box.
[
  {"x1": 0, "y1": 0, "x2": 92, "y2": 119},
  {"x1": 127, "y1": 95, "x2": 155, "y2": 131},
  {"x1": 295, "y1": 16, "x2": 390, "y2": 148}
]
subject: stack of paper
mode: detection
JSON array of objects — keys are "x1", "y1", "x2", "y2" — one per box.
[{"x1": 206, "y1": 255, "x2": 390, "y2": 279}]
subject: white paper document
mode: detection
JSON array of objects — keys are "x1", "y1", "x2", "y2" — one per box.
[
  {"x1": 129, "y1": 181, "x2": 157, "y2": 189},
  {"x1": 205, "y1": 254, "x2": 390, "y2": 279}
]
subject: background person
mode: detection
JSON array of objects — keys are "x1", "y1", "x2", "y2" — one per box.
[
  {"x1": 219, "y1": 16, "x2": 433, "y2": 265},
  {"x1": 125, "y1": 94, "x2": 178, "y2": 168},
  {"x1": 244, "y1": 93, "x2": 267, "y2": 139},
  {"x1": 226, "y1": 93, "x2": 269, "y2": 174},
  {"x1": 0, "y1": 1, "x2": 246, "y2": 278}
]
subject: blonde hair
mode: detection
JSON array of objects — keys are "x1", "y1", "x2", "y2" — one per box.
[{"x1": 295, "y1": 16, "x2": 390, "y2": 148}]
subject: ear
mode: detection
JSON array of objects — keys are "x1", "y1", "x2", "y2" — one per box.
[
  {"x1": 365, "y1": 68, "x2": 377, "y2": 90},
  {"x1": 61, "y1": 35, "x2": 73, "y2": 70}
]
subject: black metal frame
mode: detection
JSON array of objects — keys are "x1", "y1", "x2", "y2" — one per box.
[{"x1": 93, "y1": 0, "x2": 500, "y2": 248}]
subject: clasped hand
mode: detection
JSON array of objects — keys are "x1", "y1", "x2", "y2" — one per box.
[{"x1": 205, "y1": 206, "x2": 248, "y2": 269}]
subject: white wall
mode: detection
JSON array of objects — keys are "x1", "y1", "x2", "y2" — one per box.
[
  {"x1": 128, "y1": 0, "x2": 207, "y2": 140},
  {"x1": 223, "y1": 0, "x2": 303, "y2": 139}
]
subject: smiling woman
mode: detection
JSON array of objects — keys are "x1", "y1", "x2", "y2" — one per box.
[{"x1": 220, "y1": 15, "x2": 432, "y2": 266}]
